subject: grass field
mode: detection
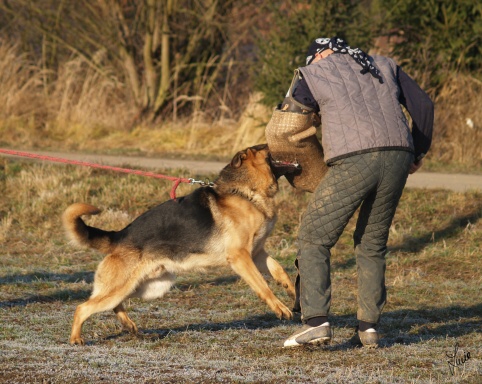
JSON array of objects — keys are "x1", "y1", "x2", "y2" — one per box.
[{"x1": 0, "y1": 159, "x2": 481, "y2": 383}]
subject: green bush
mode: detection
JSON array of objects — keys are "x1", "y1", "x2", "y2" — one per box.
[
  {"x1": 254, "y1": 0, "x2": 482, "y2": 103},
  {"x1": 253, "y1": 0, "x2": 374, "y2": 107}
]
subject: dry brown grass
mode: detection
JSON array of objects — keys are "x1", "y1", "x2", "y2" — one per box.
[
  {"x1": 0, "y1": 41, "x2": 44, "y2": 120},
  {"x1": 432, "y1": 74, "x2": 482, "y2": 169},
  {"x1": 47, "y1": 53, "x2": 135, "y2": 140},
  {"x1": 0, "y1": 40, "x2": 136, "y2": 150},
  {"x1": 0, "y1": 40, "x2": 47, "y2": 148}
]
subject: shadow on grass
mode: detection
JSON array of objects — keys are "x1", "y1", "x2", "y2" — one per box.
[
  {"x1": 92, "y1": 303, "x2": 482, "y2": 350},
  {"x1": 331, "y1": 202, "x2": 482, "y2": 270},
  {"x1": 323, "y1": 303, "x2": 482, "y2": 350},
  {"x1": 0, "y1": 272, "x2": 241, "y2": 309},
  {"x1": 137, "y1": 313, "x2": 284, "y2": 341},
  {"x1": 0, "y1": 271, "x2": 94, "y2": 308},
  {"x1": 390, "y1": 203, "x2": 482, "y2": 253},
  {"x1": 0, "y1": 288, "x2": 91, "y2": 308},
  {"x1": 332, "y1": 257, "x2": 356, "y2": 270},
  {"x1": 379, "y1": 303, "x2": 482, "y2": 347},
  {"x1": 0, "y1": 271, "x2": 94, "y2": 285}
]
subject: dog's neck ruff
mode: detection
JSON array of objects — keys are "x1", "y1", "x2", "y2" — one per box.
[{"x1": 219, "y1": 185, "x2": 277, "y2": 219}]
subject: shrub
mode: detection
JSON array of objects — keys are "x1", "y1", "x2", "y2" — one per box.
[{"x1": 253, "y1": 0, "x2": 373, "y2": 107}]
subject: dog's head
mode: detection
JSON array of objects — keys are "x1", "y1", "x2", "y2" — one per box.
[
  {"x1": 230, "y1": 144, "x2": 300, "y2": 177},
  {"x1": 229, "y1": 143, "x2": 270, "y2": 168},
  {"x1": 217, "y1": 144, "x2": 299, "y2": 197}
]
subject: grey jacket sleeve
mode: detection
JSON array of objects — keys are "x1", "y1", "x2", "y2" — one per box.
[
  {"x1": 291, "y1": 77, "x2": 320, "y2": 112},
  {"x1": 397, "y1": 66, "x2": 434, "y2": 162}
]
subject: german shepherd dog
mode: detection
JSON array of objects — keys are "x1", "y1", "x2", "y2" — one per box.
[{"x1": 63, "y1": 144, "x2": 298, "y2": 345}]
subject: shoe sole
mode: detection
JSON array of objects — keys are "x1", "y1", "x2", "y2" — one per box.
[
  {"x1": 309, "y1": 337, "x2": 331, "y2": 346},
  {"x1": 350, "y1": 334, "x2": 379, "y2": 348},
  {"x1": 284, "y1": 336, "x2": 331, "y2": 348}
]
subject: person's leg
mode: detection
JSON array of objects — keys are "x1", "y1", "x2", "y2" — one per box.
[
  {"x1": 284, "y1": 153, "x2": 383, "y2": 347},
  {"x1": 353, "y1": 151, "x2": 413, "y2": 345},
  {"x1": 296, "y1": 153, "x2": 382, "y2": 322}
]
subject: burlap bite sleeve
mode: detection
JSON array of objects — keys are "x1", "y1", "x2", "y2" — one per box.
[{"x1": 265, "y1": 108, "x2": 328, "y2": 192}]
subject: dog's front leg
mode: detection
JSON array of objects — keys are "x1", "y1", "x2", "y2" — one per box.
[
  {"x1": 253, "y1": 249, "x2": 296, "y2": 299},
  {"x1": 227, "y1": 249, "x2": 292, "y2": 320}
]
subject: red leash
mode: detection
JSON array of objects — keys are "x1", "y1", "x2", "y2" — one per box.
[{"x1": 0, "y1": 148, "x2": 211, "y2": 199}]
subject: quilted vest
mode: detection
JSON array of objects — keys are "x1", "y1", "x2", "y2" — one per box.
[{"x1": 299, "y1": 54, "x2": 414, "y2": 163}]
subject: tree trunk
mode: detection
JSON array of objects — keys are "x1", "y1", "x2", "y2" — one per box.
[
  {"x1": 154, "y1": 0, "x2": 175, "y2": 116},
  {"x1": 144, "y1": 0, "x2": 158, "y2": 108},
  {"x1": 111, "y1": 0, "x2": 142, "y2": 106}
]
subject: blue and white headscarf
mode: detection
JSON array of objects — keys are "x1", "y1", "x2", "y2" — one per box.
[{"x1": 306, "y1": 37, "x2": 383, "y2": 83}]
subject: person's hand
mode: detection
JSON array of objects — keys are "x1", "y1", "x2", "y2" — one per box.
[{"x1": 409, "y1": 158, "x2": 423, "y2": 174}]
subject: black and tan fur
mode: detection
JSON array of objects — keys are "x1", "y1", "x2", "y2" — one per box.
[{"x1": 63, "y1": 144, "x2": 296, "y2": 345}]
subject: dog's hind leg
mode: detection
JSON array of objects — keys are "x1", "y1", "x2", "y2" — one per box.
[
  {"x1": 227, "y1": 249, "x2": 293, "y2": 320},
  {"x1": 70, "y1": 290, "x2": 133, "y2": 345},
  {"x1": 114, "y1": 303, "x2": 138, "y2": 334},
  {"x1": 253, "y1": 249, "x2": 296, "y2": 299},
  {"x1": 70, "y1": 255, "x2": 147, "y2": 345},
  {"x1": 111, "y1": 272, "x2": 176, "y2": 338}
]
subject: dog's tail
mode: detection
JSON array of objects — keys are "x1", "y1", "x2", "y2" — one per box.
[{"x1": 62, "y1": 203, "x2": 116, "y2": 254}]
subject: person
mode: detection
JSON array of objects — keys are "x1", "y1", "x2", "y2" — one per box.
[{"x1": 266, "y1": 37, "x2": 434, "y2": 348}]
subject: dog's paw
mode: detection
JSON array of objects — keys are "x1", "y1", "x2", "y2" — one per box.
[
  {"x1": 69, "y1": 336, "x2": 85, "y2": 346},
  {"x1": 282, "y1": 307, "x2": 293, "y2": 320},
  {"x1": 119, "y1": 318, "x2": 138, "y2": 335},
  {"x1": 274, "y1": 302, "x2": 293, "y2": 320},
  {"x1": 128, "y1": 323, "x2": 138, "y2": 335}
]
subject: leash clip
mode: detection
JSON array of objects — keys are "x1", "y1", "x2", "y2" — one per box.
[{"x1": 189, "y1": 178, "x2": 214, "y2": 187}]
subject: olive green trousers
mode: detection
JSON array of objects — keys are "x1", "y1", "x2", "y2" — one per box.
[{"x1": 296, "y1": 150, "x2": 413, "y2": 324}]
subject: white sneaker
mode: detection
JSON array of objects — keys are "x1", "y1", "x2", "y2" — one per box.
[{"x1": 283, "y1": 322, "x2": 332, "y2": 348}]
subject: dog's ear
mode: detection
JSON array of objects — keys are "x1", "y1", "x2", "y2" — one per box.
[
  {"x1": 250, "y1": 144, "x2": 269, "y2": 152},
  {"x1": 230, "y1": 150, "x2": 248, "y2": 168}
]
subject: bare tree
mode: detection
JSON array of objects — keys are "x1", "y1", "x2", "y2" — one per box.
[{"x1": 0, "y1": 0, "x2": 254, "y2": 122}]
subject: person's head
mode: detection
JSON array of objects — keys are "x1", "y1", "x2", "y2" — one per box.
[
  {"x1": 305, "y1": 37, "x2": 340, "y2": 65},
  {"x1": 310, "y1": 49, "x2": 334, "y2": 64}
]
